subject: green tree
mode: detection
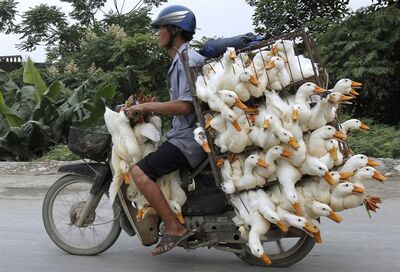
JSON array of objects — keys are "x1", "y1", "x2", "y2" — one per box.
[
  {"x1": 0, "y1": 0, "x2": 18, "y2": 34},
  {"x1": 246, "y1": 0, "x2": 350, "y2": 38},
  {"x1": 317, "y1": 3, "x2": 400, "y2": 124},
  {"x1": 0, "y1": 0, "x2": 166, "y2": 54}
]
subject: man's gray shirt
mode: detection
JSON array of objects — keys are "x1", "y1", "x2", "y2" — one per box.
[{"x1": 166, "y1": 43, "x2": 207, "y2": 168}]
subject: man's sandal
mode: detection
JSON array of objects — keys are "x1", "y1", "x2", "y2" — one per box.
[{"x1": 151, "y1": 230, "x2": 195, "y2": 256}]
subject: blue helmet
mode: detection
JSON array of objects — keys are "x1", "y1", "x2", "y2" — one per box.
[{"x1": 151, "y1": 5, "x2": 196, "y2": 34}]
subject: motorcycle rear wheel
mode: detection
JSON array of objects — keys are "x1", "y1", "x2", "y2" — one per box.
[
  {"x1": 42, "y1": 174, "x2": 122, "y2": 255},
  {"x1": 235, "y1": 229, "x2": 315, "y2": 267}
]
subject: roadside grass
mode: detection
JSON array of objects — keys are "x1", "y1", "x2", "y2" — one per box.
[{"x1": 37, "y1": 145, "x2": 79, "y2": 161}]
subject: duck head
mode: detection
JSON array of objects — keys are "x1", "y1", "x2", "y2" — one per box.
[
  {"x1": 296, "y1": 82, "x2": 326, "y2": 99},
  {"x1": 333, "y1": 182, "x2": 364, "y2": 197},
  {"x1": 325, "y1": 139, "x2": 339, "y2": 161},
  {"x1": 246, "y1": 154, "x2": 269, "y2": 169},
  {"x1": 333, "y1": 78, "x2": 362, "y2": 96},
  {"x1": 119, "y1": 160, "x2": 131, "y2": 184},
  {"x1": 248, "y1": 237, "x2": 272, "y2": 265},
  {"x1": 342, "y1": 154, "x2": 380, "y2": 172},
  {"x1": 310, "y1": 201, "x2": 343, "y2": 223},
  {"x1": 169, "y1": 200, "x2": 185, "y2": 224},
  {"x1": 342, "y1": 119, "x2": 370, "y2": 132},
  {"x1": 218, "y1": 90, "x2": 248, "y2": 110},
  {"x1": 223, "y1": 47, "x2": 237, "y2": 63},
  {"x1": 285, "y1": 214, "x2": 317, "y2": 234},
  {"x1": 291, "y1": 103, "x2": 301, "y2": 122},
  {"x1": 313, "y1": 125, "x2": 346, "y2": 141},
  {"x1": 273, "y1": 39, "x2": 295, "y2": 54},
  {"x1": 265, "y1": 55, "x2": 286, "y2": 69},
  {"x1": 353, "y1": 166, "x2": 387, "y2": 182},
  {"x1": 275, "y1": 129, "x2": 300, "y2": 149},
  {"x1": 327, "y1": 92, "x2": 354, "y2": 103},
  {"x1": 265, "y1": 211, "x2": 289, "y2": 233},
  {"x1": 193, "y1": 127, "x2": 211, "y2": 153}
]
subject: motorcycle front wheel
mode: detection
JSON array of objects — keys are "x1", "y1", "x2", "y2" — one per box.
[{"x1": 42, "y1": 174, "x2": 122, "y2": 255}]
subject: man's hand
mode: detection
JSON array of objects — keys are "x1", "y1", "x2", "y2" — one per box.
[{"x1": 125, "y1": 104, "x2": 146, "y2": 119}]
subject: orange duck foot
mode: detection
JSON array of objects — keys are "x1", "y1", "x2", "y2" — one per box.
[{"x1": 364, "y1": 195, "x2": 382, "y2": 212}]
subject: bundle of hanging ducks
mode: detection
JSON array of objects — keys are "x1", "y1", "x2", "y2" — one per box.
[
  {"x1": 104, "y1": 93, "x2": 188, "y2": 225},
  {"x1": 193, "y1": 39, "x2": 387, "y2": 265}
]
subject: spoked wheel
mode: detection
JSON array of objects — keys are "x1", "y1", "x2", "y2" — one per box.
[
  {"x1": 235, "y1": 228, "x2": 316, "y2": 267},
  {"x1": 42, "y1": 174, "x2": 122, "y2": 255}
]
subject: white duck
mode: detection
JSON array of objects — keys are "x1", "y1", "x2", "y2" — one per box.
[
  {"x1": 234, "y1": 70, "x2": 256, "y2": 101},
  {"x1": 342, "y1": 166, "x2": 386, "y2": 210},
  {"x1": 195, "y1": 74, "x2": 214, "y2": 103},
  {"x1": 340, "y1": 119, "x2": 370, "y2": 137},
  {"x1": 215, "y1": 113, "x2": 252, "y2": 153},
  {"x1": 252, "y1": 49, "x2": 272, "y2": 77},
  {"x1": 283, "y1": 103, "x2": 303, "y2": 140},
  {"x1": 220, "y1": 159, "x2": 236, "y2": 194},
  {"x1": 133, "y1": 121, "x2": 161, "y2": 147},
  {"x1": 236, "y1": 154, "x2": 268, "y2": 190},
  {"x1": 266, "y1": 56, "x2": 291, "y2": 88},
  {"x1": 193, "y1": 126, "x2": 212, "y2": 153},
  {"x1": 298, "y1": 171, "x2": 342, "y2": 204},
  {"x1": 230, "y1": 194, "x2": 273, "y2": 265},
  {"x1": 274, "y1": 159, "x2": 304, "y2": 216},
  {"x1": 331, "y1": 78, "x2": 362, "y2": 97},
  {"x1": 318, "y1": 139, "x2": 340, "y2": 170},
  {"x1": 307, "y1": 92, "x2": 353, "y2": 130},
  {"x1": 339, "y1": 154, "x2": 380, "y2": 178},
  {"x1": 255, "y1": 146, "x2": 293, "y2": 181},
  {"x1": 281, "y1": 139, "x2": 307, "y2": 167},
  {"x1": 104, "y1": 108, "x2": 142, "y2": 164},
  {"x1": 293, "y1": 82, "x2": 326, "y2": 130},
  {"x1": 276, "y1": 206, "x2": 317, "y2": 235},
  {"x1": 167, "y1": 170, "x2": 187, "y2": 224},
  {"x1": 265, "y1": 90, "x2": 291, "y2": 119},
  {"x1": 300, "y1": 155, "x2": 337, "y2": 185},
  {"x1": 248, "y1": 189, "x2": 289, "y2": 233},
  {"x1": 329, "y1": 182, "x2": 365, "y2": 212},
  {"x1": 264, "y1": 59, "x2": 282, "y2": 90},
  {"x1": 268, "y1": 114, "x2": 300, "y2": 150},
  {"x1": 303, "y1": 199, "x2": 343, "y2": 223},
  {"x1": 307, "y1": 125, "x2": 346, "y2": 158},
  {"x1": 209, "y1": 47, "x2": 239, "y2": 91},
  {"x1": 109, "y1": 151, "x2": 133, "y2": 204},
  {"x1": 248, "y1": 114, "x2": 280, "y2": 150}
]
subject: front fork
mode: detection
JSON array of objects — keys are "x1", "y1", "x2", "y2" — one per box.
[{"x1": 75, "y1": 163, "x2": 112, "y2": 227}]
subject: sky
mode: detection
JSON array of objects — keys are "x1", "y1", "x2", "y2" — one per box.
[{"x1": 0, "y1": 0, "x2": 373, "y2": 62}]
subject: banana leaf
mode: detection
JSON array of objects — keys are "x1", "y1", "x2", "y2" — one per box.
[
  {"x1": 22, "y1": 58, "x2": 47, "y2": 102},
  {"x1": 0, "y1": 91, "x2": 24, "y2": 128},
  {"x1": 31, "y1": 82, "x2": 63, "y2": 124},
  {"x1": 11, "y1": 86, "x2": 37, "y2": 121}
]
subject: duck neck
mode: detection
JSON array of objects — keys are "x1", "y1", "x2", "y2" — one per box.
[{"x1": 244, "y1": 161, "x2": 255, "y2": 175}]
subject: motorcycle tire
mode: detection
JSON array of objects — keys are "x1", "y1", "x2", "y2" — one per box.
[
  {"x1": 42, "y1": 174, "x2": 122, "y2": 255},
  {"x1": 234, "y1": 230, "x2": 315, "y2": 267}
]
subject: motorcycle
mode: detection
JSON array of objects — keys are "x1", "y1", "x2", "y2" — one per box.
[
  {"x1": 42, "y1": 124, "x2": 315, "y2": 267},
  {"x1": 42, "y1": 42, "x2": 320, "y2": 266}
]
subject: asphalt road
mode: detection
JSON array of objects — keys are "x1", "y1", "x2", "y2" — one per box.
[{"x1": 0, "y1": 174, "x2": 399, "y2": 272}]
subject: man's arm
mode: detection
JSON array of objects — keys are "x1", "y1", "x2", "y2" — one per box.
[{"x1": 126, "y1": 100, "x2": 193, "y2": 117}]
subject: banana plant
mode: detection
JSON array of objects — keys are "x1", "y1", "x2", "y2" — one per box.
[{"x1": 0, "y1": 58, "x2": 117, "y2": 160}]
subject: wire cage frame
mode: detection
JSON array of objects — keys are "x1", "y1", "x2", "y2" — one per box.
[{"x1": 180, "y1": 28, "x2": 349, "y2": 188}]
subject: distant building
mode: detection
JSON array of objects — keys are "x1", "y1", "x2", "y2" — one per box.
[
  {"x1": 0, "y1": 55, "x2": 50, "y2": 72},
  {"x1": 0, "y1": 55, "x2": 22, "y2": 72}
]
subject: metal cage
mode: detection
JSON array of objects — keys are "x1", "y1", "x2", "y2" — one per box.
[{"x1": 180, "y1": 29, "x2": 352, "y2": 188}]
